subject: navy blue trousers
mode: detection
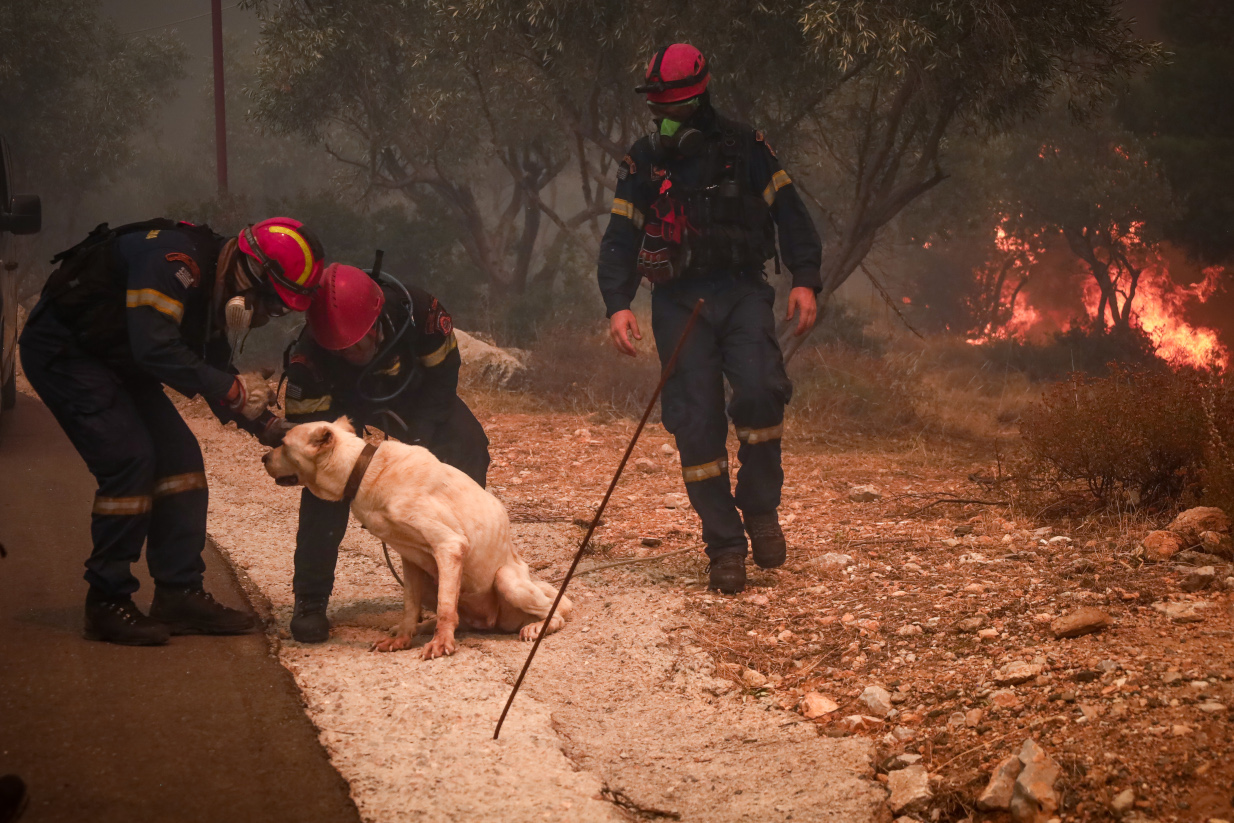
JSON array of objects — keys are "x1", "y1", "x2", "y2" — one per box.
[
  {"x1": 20, "y1": 310, "x2": 208, "y2": 598},
  {"x1": 652, "y1": 275, "x2": 793, "y2": 559},
  {"x1": 293, "y1": 396, "x2": 490, "y2": 600}
]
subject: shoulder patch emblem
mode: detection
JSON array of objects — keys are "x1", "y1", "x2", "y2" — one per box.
[
  {"x1": 617, "y1": 154, "x2": 637, "y2": 181},
  {"x1": 165, "y1": 253, "x2": 201, "y2": 287},
  {"x1": 427, "y1": 298, "x2": 454, "y2": 336},
  {"x1": 146, "y1": 229, "x2": 160, "y2": 240},
  {"x1": 755, "y1": 130, "x2": 777, "y2": 157}
]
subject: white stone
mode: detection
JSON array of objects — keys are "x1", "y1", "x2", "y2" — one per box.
[
  {"x1": 858, "y1": 685, "x2": 893, "y2": 718},
  {"x1": 848, "y1": 484, "x2": 881, "y2": 503},
  {"x1": 886, "y1": 765, "x2": 932, "y2": 814},
  {"x1": 977, "y1": 755, "x2": 1023, "y2": 811}
]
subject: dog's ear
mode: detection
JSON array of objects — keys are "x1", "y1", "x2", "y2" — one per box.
[
  {"x1": 334, "y1": 415, "x2": 356, "y2": 434},
  {"x1": 309, "y1": 426, "x2": 334, "y2": 451}
]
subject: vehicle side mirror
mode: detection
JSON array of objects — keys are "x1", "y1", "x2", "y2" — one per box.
[{"x1": 1, "y1": 194, "x2": 41, "y2": 235}]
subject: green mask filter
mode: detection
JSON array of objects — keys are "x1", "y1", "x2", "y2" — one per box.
[{"x1": 660, "y1": 118, "x2": 683, "y2": 137}]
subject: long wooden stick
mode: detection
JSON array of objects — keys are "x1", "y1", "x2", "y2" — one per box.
[{"x1": 493, "y1": 298, "x2": 705, "y2": 739}]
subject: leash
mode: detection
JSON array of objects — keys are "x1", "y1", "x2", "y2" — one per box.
[{"x1": 493, "y1": 298, "x2": 704, "y2": 740}]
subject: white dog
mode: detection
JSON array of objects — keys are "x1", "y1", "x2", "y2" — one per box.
[{"x1": 263, "y1": 417, "x2": 571, "y2": 658}]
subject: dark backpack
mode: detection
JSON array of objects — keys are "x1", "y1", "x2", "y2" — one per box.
[{"x1": 41, "y1": 219, "x2": 220, "y2": 359}]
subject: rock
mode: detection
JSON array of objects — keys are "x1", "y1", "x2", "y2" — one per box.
[
  {"x1": 740, "y1": 668, "x2": 769, "y2": 689},
  {"x1": 990, "y1": 689, "x2": 1022, "y2": 708},
  {"x1": 663, "y1": 492, "x2": 690, "y2": 509},
  {"x1": 1110, "y1": 787, "x2": 1136, "y2": 815},
  {"x1": 455, "y1": 329, "x2": 526, "y2": 386},
  {"x1": 634, "y1": 457, "x2": 659, "y2": 473},
  {"x1": 659, "y1": 444, "x2": 676, "y2": 455},
  {"x1": 640, "y1": 537, "x2": 662, "y2": 548},
  {"x1": 886, "y1": 764, "x2": 932, "y2": 814},
  {"x1": 859, "y1": 685, "x2": 893, "y2": 718},
  {"x1": 1050, "y1": 607, "x2": 1112, "y2": 639},
  {"x1": 885, "y1": 752, "x2": 923, "y2": 771},
  {"x1": 812, "y1": 552, "x2": 855, "y2": 571},
  {"x1": 994, "y1": 661, "x2": 1044, "y2": 686},
  {"x1": 978, "y1": 628, "x2": 1000, "y2": 640},
  {"x1": 1152, "y1": 601, "x2": 1208, "y2": 623},
  {"x1": 1197, "y1": 701, "x2": 1227, "y2": 713},
  {"x1": 835, "y1": 714, "x2": 884, "y2": 733},
  {"x1": 896, "y1": 623, "x2": 923, "y2": 636},
  {"x1": 848, "y1": 484, "x2": 881, "y2": 503},
  {"x1": 954, "y1": 524, "x2": 975, "y2": 536},
  {"x1": 1142, "y1": 530, "x2": 1187, "y2": 562},
  {"x1": 1161, "y1": 671, "x2": 1184, "y2": 684},
  {"x1": 955, "y1": 615, "x2": 987, "y2": 633},
  {"x1": 1181, "y1": 566, "x2": 1217, "y2": 593},
  {"x1": 1167, "y1": 506, "x2": 1230, "y2": 544},
  {"x1": 1010, "y1": 738, "x2": 1061, "y2": 823},
  {"x1": 1200, "y1": 530, "x2": 1234, "y2": 559},
  {"x1": 800, "y1": 692, "x2": 839, "y2": 718},
  {"x1": 1048, "y1": 535, "x2": 1072, "y2": 545},
  {"x1": 966, "y1": 708, "x2": 984, "y2": 727},
  {"x1": 1171, "y1": 723, "x2": 1192, "y2": 736},
  {"x1": 977, "y1": 755, "x2": 1024, "y2": 811}
]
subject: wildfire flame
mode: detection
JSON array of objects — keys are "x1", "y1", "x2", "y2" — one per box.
[{"x1": 968, "y1": 218, "x2": 1229, "y2": 370}]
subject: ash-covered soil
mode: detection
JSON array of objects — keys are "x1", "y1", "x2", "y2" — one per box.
[{"x1": 186, "y1": 397, "x2": 886, "y2": 823}]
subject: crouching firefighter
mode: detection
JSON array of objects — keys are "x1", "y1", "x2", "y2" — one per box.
[
  {"x1": 20, "y1": 216, "x2": 326, "y2": 645},
  {"x1": 598, "y1": 44, "x2": 822, "y2": 594},
  {"x1": 277, "y1": 261, "x2": 490, "y2": 642}
]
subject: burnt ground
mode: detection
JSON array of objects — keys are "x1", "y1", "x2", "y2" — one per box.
[{"x1": 477, "y1": 410, "x2": 1234, "y2": 823}]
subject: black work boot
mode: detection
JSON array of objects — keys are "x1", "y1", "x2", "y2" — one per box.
[
  {"x1": 83, "y1": 590, "x2": 170, "y2": 646},
  {"x1": 0, "y1": 774, "x2": 29, "y2": 823},
  {"x1": 149, "y1": 586, "x2": 256, "y2": 635},
  {"x1": 745, "y1": 511, "x2": 787, "y2": 569},
  {"x1": 289, "y1": 596, "x2": 331, "y2": 644},
  {"x1": 707, "y1": 554, "x2": 747, "y2": 594}
]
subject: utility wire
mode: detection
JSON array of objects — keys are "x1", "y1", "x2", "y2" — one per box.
[{"x1": 121, "y1": 3, "x2": 240, "y2": 36}]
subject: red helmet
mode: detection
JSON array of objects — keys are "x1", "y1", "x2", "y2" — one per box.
[
  {"x1": 635, "y1": 44, "x2": 710, "y2": 103},
  {"x1": 307, "y1": 263, "x2": 386, "y2": 351},
  {"x1": 237, "y1": 217, "x2": 325, "y2": 312}
]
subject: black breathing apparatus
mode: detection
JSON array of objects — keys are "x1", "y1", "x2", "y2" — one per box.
[{"x1": 355, "y1": 248, "x2": 420, "y2": 405}]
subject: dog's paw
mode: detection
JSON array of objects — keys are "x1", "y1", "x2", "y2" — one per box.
[
  {"x1": 420, "y1": 634, "x2": 457, "y2": 660},
  {"x1": 519, "y1": 622, "x2": 543, "y2": 642},
  {"x1": 371, "y1": 634, "x2": 415, "y2": 653}
]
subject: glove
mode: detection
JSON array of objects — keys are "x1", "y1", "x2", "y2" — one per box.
[
  {"x1": 258, "y1": 416, "x2": 295, "y2": 448},
  {"x1": 223, "y1": 372, "x2": 274, "y2": 421}
]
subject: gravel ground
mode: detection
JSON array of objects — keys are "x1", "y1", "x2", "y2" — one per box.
[{"x1": 187, "y1": 397, "x2": 886, "y2": 823}]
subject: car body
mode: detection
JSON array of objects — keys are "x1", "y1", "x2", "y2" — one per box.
[{"x1": 0, "y1": 135, "x2": 42, "y2": 413}]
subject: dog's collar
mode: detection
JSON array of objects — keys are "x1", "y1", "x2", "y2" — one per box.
[{"x1": 343, "y1": 442, "x2": 380, "y2": 502}]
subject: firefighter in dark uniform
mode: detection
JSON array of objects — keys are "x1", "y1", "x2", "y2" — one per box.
[
  {"x1": 598, "y1": 44, "x2": 821, "y2": 594},
  {"x1": 19, "y1": 216, "x2": 326, "y2": 645},
  {"x1": 281, "y1": 262, "x2": 490, "y2": 642}
]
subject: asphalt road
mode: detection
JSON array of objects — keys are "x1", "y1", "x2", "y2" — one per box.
[{"x1": 0, "y1": 392, "x2": 361, "y2": 823}]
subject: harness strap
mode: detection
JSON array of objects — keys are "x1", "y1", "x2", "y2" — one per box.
[{"x1": 343, "y1": 443, "x2": 379, "y2": 502}]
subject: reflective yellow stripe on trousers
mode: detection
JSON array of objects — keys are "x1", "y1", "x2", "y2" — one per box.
[
  {"x1": 152, "y1": 472, "x2": 208, "y2": 498},
  {"x1": 736, "y1": 423, "x2": 783, "y2": 444},
  {"x1": 92, "y1": 495, "x2": 153, "y2": 516},
  {"x1": 682, "y1": 458, "x2": 729, "y2": 484}
]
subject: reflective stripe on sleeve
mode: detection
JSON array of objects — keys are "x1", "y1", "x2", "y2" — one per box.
[
  {"x1": 92, "y1": 495, "x2": 153, "y2": 516},
  {"x1": 152, "y1": 472, "x2": 208, "y2": 498},
  {"x1": 736, "y1": 424, "x2": 783, "y2": 444},
  {"x1": 682, "y1": 457, "x2": 729, "y2": 484},
  {"x1": 286, "y1": 395, "x2": 332, "y2": 415},
  {"x1": 419, "y1": 332, "x2": 458, "y2": 368},
  {"x1": 125, "y1": 289, "x2": 184, "y2": 323},
  {"x1": 761, "y1": 170, "x2": 792, "y2": 206},
  {"x1": 611, "y1": 198, "x2": 646, "y2": 229}
]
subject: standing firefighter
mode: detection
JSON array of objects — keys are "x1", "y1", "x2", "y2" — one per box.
[
  {"x1": 20, "y1": 216, "x2": 325, "y2": 644},
  {"x1": 598, "y1": 44, "x2": 821, "y2": 594},
  {"x1": 281, "y1": 262, "x2": 490, "y2": 642}
]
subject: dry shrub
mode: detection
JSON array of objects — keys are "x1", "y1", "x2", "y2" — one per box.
[
  {"x1": 522, "y1": 327, "x2": 662, "y2": 418},
  {"x1": 1201, "y1": 380, "x2": 1234, "y2": 515},
  {"x1": 787, "y1": 343, "x2": 923, "y2": 435},
  {"x1": 1019, "y1": 367, "x2": 1212, "y2": 506}
]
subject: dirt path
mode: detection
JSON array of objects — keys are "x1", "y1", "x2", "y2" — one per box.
[{"x1": 190, "y1": 403, "x2": 886, "y2": 823}]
